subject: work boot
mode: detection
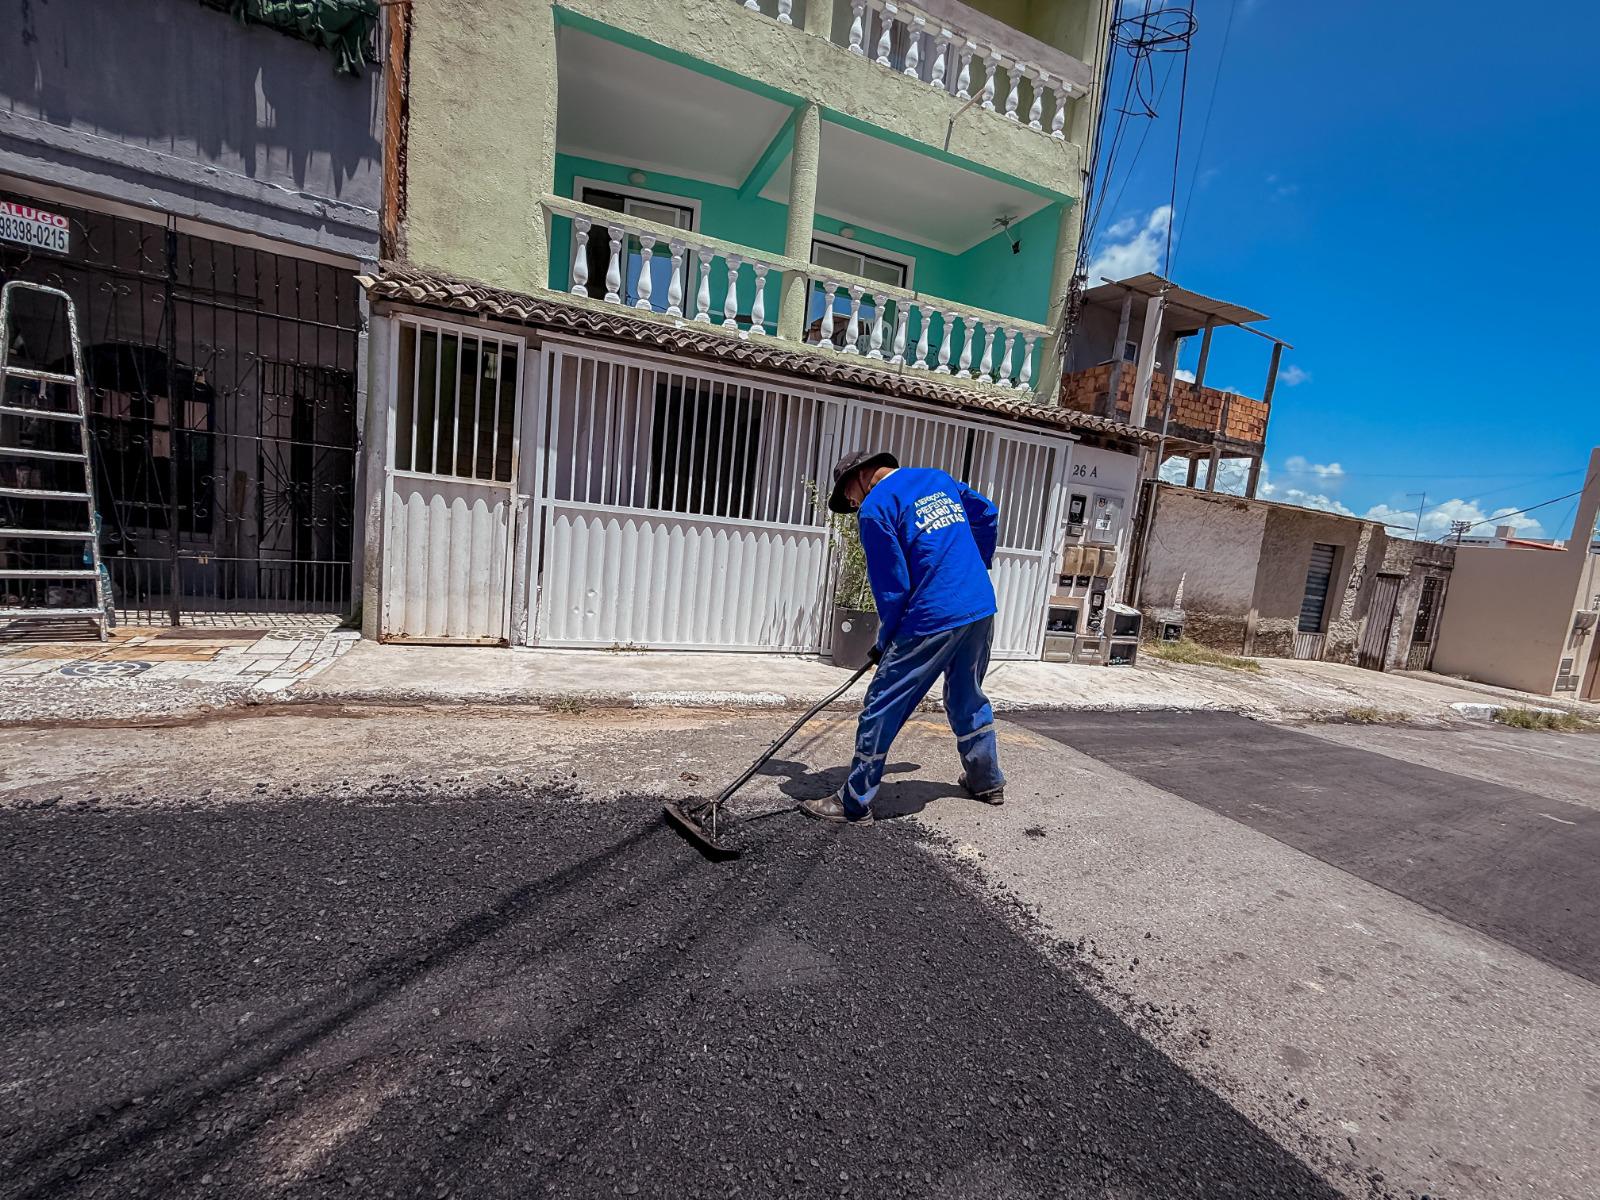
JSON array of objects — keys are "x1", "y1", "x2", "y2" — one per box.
[
  {"x1": 797, "y1": 791, "x2": 875, "y2": 825},
  {"x1": 959, "y1": 773, "x2": 1004, "y2": 806}
]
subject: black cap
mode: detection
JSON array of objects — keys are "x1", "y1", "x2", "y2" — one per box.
[{"x1": 827, "y1": 449, "x2": 899, "y2": 514}]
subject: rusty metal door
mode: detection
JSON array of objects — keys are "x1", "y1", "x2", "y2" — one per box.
[{"x1": 1359, "y1": 574, "x2": 1401, "y2": 670}]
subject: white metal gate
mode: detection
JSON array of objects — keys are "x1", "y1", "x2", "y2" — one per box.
[
  {"x1": 528, "y1": 345, "x2": 838, "y2": 650},
  {"x1": 380, "y1": 317, "x2": 524, "y2": 643},
  {"x1": 524, "y1": 339, "x2": 1070, "y2": 658},
  {"x1": 838, "y1": 400, "x2": 1068, "y2": 659}
]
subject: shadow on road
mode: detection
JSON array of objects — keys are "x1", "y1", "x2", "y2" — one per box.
[{"x1": 0, "y1": 787, "x2": 1347, "y2": 1199}]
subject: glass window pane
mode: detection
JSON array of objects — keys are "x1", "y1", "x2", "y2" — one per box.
[
  {"x1": 626, "y1": 199, "x2": 693, "y2": 229},
  {"x1": 862, "y1": 257, "x2": 904, "y2": 286},
  {"x1": 811, "y1": 243, "x2": 860, "y2": 275}
]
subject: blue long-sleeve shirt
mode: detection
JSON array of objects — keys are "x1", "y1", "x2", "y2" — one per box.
[{"x1": 856, "y1": 467, "x2": 999, "y2": 651}]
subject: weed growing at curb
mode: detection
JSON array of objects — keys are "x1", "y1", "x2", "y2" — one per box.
[
  {"x1": 1146, "y1": 638, "x2": 1262, "y2": 673},
  {"x1": 1342, "y1": 707, "x2": 1411, "y2": 725},
  {"x1": 1493, "y1": 707, "x2": 1589, "y2": 732}
]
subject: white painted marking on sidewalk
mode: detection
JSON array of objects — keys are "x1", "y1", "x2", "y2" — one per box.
[{"x1": 1538, "y1": 813, "x2": 1577, "y2": 826}]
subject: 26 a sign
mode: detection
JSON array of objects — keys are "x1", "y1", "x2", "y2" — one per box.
[{"x1": 0, "y1": 202, "x2": 70, "y2": 254}]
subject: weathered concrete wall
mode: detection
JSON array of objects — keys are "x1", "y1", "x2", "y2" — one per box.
[
  {"x1": 1249, "y1": 506, "x2": 1378, "y2": 663},
  {"x1": 0, "y1": 0, "x2": 382, "y2": 258},
  {"x1": 1378, "y1": 542, "x2": 1455, "y2": 672},
  {"x1": 1138, "y1": 488, "x2": 1265, "y2": 653},
  {"x1": 405, "y1": 0, "x2": 557, "y2": 292}
]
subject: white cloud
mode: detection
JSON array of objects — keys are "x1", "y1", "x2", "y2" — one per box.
[
  {"x1": 1087, "y1": 205, "x2": 1172, "y2": 284},
  {"x1": 1281, "y1": 488, "x2": 1356, "y2": 517},
  {"x1": 1284, "y1": 455, "x2": 1344, "y2": 480},
  {"x1": 1158, "y1": 456, "x2": 1268, "y2": 497},
  {"x1": 1278, "y1": 364, "x2": 1310, "y2": 387},
  {"x1": 1362, "y1": 498, "x2": 1547, "y2": 541},
  {"x1": 1174, "y1": 367, "x2": 1196, "y2": 383}
]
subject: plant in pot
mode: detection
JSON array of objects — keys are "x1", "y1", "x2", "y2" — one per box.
[{"x1": 811, "y1": 481, "x2": 878, "y2": 669}]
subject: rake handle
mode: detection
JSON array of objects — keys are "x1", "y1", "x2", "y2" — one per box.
[{"x1": 692, "y1": 660, "x2": 875, "y2": 818}]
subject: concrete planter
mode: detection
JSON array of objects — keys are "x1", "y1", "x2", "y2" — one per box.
[{"x1": 831, "y1": 607, "x2": 879, "y2": 670}]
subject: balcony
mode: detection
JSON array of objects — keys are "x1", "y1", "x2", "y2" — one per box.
[
  {"x1": 544, "y1": 194, "x2": 1050, "y2": 395},
  {"x1": 734, "y1": 0, "x2": 1093, "y2": 143}
]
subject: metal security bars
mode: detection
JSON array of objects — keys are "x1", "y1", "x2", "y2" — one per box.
[
  {"x1": 525, "y1": 339, "x2": 1071, "y2": 658},
  {"x1": 0, "y1": 188, "x2": 361, "y2": 624},
  {"x1": 394, "y1": 322, "x2": 520, "y2": 482},
  {"x1": 381, "y1": 317, "x2": 524, "y2": 643}
]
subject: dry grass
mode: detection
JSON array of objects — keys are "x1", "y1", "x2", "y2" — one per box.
[
  {"x1": 1492, "y1": 706, "x2": 1589, "y2": 732},
  {"x1": 1146, "y1": 638, "x2": 1262, "y2": 672},
  {"x1": 1342, "y1": 707, "x2": 1411, "y2": 725}
]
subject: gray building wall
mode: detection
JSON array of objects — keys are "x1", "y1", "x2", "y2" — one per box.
[
  {"x1": 1136, "y1": 488, "x2": 1265, "y2": 650},
  {"x1": 1, "y1": 0, "x2": 382, "y2": 259},
  {"x1": 1138, "y1": 485, "x2": 1412, "y2": 667},
  {"x1": 1248, "y1": 505, "x2": 1380, "y2": 662}
]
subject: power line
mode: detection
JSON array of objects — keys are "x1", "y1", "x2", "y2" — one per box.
[
  {"x1": 1173, "y1": 0, "x2": 1237, "y2": 265},
  {"x1": 1162, "y1": 1, "x2": 1197, "y2": 276},
  {"x1": 1427, "y1": 475, "x2": 1598, "y2": 541}
]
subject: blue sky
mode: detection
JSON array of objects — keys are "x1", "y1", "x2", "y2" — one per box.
[{"x1": 1086, "y1": 1, "x2": 1600, "y2": 540}]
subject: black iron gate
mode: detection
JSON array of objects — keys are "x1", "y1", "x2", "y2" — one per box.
[{"x1": 0, "y1": 188, "x2": 359, "y2": 623}]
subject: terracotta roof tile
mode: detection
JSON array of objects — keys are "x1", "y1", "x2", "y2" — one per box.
[{"x1": 359, "y1": 263, "x2": 1158, "y2": 444}]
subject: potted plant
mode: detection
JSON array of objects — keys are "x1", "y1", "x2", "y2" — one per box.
[{"x1": 811, "y1": 481, "x2": 878, "y2": 669}]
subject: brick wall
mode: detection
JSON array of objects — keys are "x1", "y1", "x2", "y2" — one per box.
[{"x1": 1060, "y1": 366, "x2": 1267, "y2": 445}]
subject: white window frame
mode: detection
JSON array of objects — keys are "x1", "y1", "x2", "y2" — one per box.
[
  {"x1": 572, "y1": 176, "x2": 701, "y2": 232},
  {"x1": 809, "y1": 233, "x2": 916, "y2": 290}
]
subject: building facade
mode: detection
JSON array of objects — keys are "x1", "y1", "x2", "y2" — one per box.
[
  {"x1": 1433, "y1": 448, "x2": 1600, "y2": 698},
  {"x1": 0, "y1": 0, "x2": 383, "y2": 624},
  {"x1": 1060, "y1": 273, "x2": 1283, "y2": 499},
  {"x1": 1132, "y1": 485, "x2": 1455, "y2": 671},
  {"x1": 363, "y1": 0, "x2": 1122, "y2": 657}
]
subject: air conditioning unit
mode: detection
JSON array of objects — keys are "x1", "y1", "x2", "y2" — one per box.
[{"x1": 1573, "y1": 609, "x2": 1597, "y2": 633}]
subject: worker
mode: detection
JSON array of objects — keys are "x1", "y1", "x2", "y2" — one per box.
[{"x1": 798, "y1": 449, "x2": 1004, "y2": 825}]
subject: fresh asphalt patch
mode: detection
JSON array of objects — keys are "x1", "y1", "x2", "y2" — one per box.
[
  {"x1": 1015, "y1": 710, "x2": 1600, "y2": 984},
  {"x1": 1, "y1": 785, "x2": 1346, "y2": 1200}
]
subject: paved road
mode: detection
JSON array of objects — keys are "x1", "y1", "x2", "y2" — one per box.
[
  {"x1": 0, "y1": 788, "x2": 1338, "y2": 1200},
  {"x1": 1013, "y1": 710, "x2": 1600, "y2": 984}
]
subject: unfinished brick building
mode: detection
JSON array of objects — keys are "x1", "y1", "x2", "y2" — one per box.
[{"x1": 1060, "y1": 273, "x2": 1282, "y2": 494}]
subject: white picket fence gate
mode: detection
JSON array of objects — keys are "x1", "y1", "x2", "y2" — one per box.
[
  {"x1": 522, "y1": 338, "x2": 1071, "y2": 659},
  {"x1": 377, "y1": 319, "x2": 1073, "y2": 658}
]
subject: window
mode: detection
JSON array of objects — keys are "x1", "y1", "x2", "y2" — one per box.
[
  {"x1": 1298, "y1": 543, "x2": 1338, "y2": 634},
  {"x1": 810, "y1": 240, "x2": 909, "y2": 289},
  {"x1": 576, "y1": 184, "x2": 696, "y2": 312},
  {"x1": 1122, "y1": 340, "x2": 1139, "y2": 363},
  {"x1": 394, "y1": 322, "x2": 519, "y2": 482},
  {"x1": 1411, "y1": 575, "x2": 1441, "y2": 645},
  {"x1": 808, "y1": 239, "x2": 911, "y2": 349},
  {"x1": 649, "y1": 377, "x2": 761, "y2": 520}
]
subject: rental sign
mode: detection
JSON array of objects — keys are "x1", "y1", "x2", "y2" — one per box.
[{"x1": 0, "y1": 201, "x2": 70, "y2": 255}]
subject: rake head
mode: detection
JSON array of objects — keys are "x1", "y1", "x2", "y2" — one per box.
[{"x1": 661, "y1": 799, "x2": 742, "y2": 862}]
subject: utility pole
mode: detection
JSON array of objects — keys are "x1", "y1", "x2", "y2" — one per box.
[
  {"x1": 1405, "y1": 492, "x2": 1427, "y2": 541},
  {"x1": 1450, "y1": 519, "x2": 1471, "y2": 544}
]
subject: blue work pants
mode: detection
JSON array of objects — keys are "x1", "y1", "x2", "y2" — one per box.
[{"x1": 842, "y1": 616, "x2": 1002, "y2": 818}]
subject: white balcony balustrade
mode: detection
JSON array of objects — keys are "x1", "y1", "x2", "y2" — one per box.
[
  {"x1": 544, "y1": 197, "x2": 1049, "y2": 397},
  {"x1": 548, "y1": 197, "x2": 784, "y2": 339},
  {"x1": 806, "y1": 278, "x2": 1046, "y2": 393},
  {"x1": 738, "y1": 0, "x2": 1081, "y2": 139}
]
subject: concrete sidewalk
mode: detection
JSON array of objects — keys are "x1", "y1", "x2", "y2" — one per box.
[{"x1": 293, "y1": 639, "x2": 1596, "y2": 724}]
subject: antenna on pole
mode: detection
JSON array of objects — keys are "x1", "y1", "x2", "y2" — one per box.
[{"x1": 1450, "y1": 519, "x2": 1472, "y2": 544}]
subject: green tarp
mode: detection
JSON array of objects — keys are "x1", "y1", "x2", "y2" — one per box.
[{"x1": 200, "y1": 0, "x2": 380, "y2": 75}]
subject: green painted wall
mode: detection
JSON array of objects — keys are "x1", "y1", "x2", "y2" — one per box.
[{"x1": 550, "y1": 152, "x2": 1057, "y2": 326}]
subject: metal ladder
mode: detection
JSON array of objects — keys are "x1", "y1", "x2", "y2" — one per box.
[{"x1": 0, "y1": 280, "x2": 109, "y2": 641}]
